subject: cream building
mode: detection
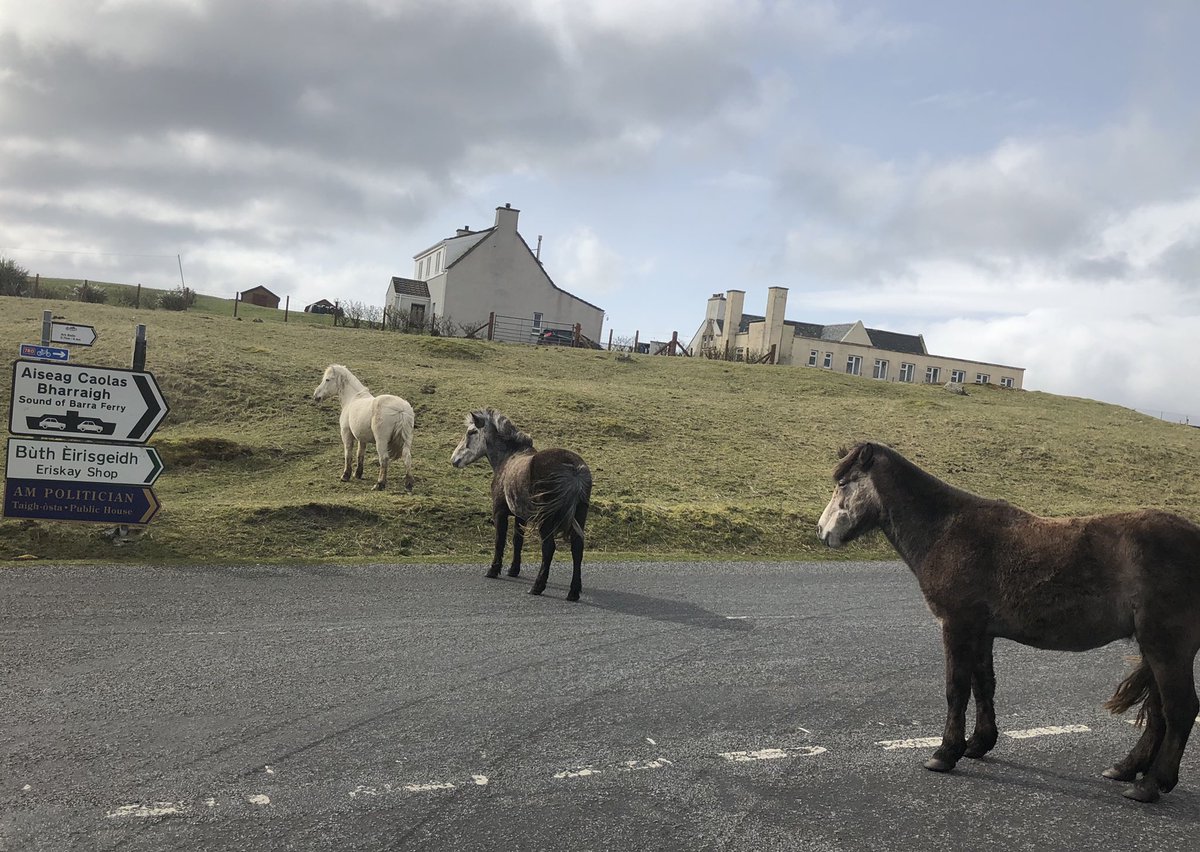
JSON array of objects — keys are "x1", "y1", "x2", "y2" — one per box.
[
  {"x1": 690, "y1": 287, "x2": 1025, "y2": 389},
  {"x1": 387, "y1": 204, "x2": 604, "y2": 341}
]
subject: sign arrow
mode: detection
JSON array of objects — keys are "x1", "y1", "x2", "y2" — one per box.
[
  {"x1": 6, "y1": 439, "x2": 165, "y2": 486},
  {"x1": 50, "y1": 322, "x2": 98, "y2": 346},
  {"x1": 9, "y1": 360, "x2": 169, "y2": 444}
]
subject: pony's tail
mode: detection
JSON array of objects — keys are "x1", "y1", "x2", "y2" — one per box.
[
  {"x1": 1104, "y1": 657, "x2": 1155, "y2": 725},
  {"x1": 386, "y1": 406, "x2": 415, "y2": 461},
  {"x1": 529, "y1": 461, "x2": 592, "y2": 542}
]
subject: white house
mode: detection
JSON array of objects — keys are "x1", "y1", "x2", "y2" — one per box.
[{"x1": 387, "y1": 204, "x2": 604, "y2": 342}]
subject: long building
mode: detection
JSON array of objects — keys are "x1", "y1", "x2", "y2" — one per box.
[{"x1": 689, "y1": 287, "x2": 1024, "y2": 389}]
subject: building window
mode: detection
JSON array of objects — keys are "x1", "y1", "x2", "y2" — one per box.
[
  {"x1": 873, "y1": 359, "x2": 889, "y2": 380},
  {"x1": 1000, "y1": 376, "x2": 1014, "y2": 388},
  {"x1": 435, "y1": 251, "x2": 443, "y2": 274},
  {"x1": 823, "y1": 352, "x2": 833, "y2": 369},
  {"x1": 808, "y1": 350, "x2": 818, "y2": 367},
  {"x1": 533, "y1": 311, "x2": 543, "y2": 329},
  {"x1": 846, "y1": 355, "x2": 862, "y2": 376},
  {"x1": 950, "y1": 369, "x2": 966, "y2": 383},
  {"x1": 410, "y1": 304, "x2": 426, "y2": 327},
  {"x1": 976, "y1": 373, "x2": 990, "y2": 384},
  {"x1": 899, "y1": 363, "x2": 915, "y2": 383},
  {"x1": 925, "y1": 366, "x2": 941, "y2": 384}
]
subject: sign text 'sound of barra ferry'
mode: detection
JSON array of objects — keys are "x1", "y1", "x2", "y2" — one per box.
[
  {"x1": 3, "y1": 479, "x2": 160, "y2": 525},
  {"x1": 8, "y1": 360, "x2": 168, "y2": 443}
]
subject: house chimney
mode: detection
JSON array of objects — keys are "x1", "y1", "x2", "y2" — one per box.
[
  {"x1": 724, "y1": 289, "x2": 745, "y2": 346},
  {"x1": 456, "y1": 226, "x2": 471, "y2": 236},
  {"x1": 536, "y1": 235, "x2": 542, "y2": 261},
  {"x1": 763, "y1": 286, "x2": 788, "y2": 361},
  {"x1": 495, "y1": 203, "x2": 520, "y2": 232}
]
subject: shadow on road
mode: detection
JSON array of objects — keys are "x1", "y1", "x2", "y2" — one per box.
[{"x1": 581, "y1": 587, "x2": 753, "y2": 632}]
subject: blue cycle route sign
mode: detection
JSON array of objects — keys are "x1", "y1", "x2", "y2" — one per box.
[
  {"x1": 2, "y1": 478, "x2": 160, "y2": 525},
  {"x1": 19, "y1": 344, "x2": 70, "y2": 362}
]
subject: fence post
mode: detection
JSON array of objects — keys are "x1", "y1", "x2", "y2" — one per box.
[
  {"x1": 135, "y1": 283, "x2": 141, "y2": 309},
  {"x1": 132, "y1": 324, "x2": 147, "y2": 371},
  {"x1": 487, "y1": 312, "x2": 495, "y2": 341},
  {"x1": 633, "y1": 330, "x2": 639, "y2": 353},
  {"x1": 33, "y1": 274, "x2": 40, "y2": 298},
  {"x1": 607, "y1": 329, "x2": 613, "y2": 350},
  {"x1": 233, "y1": 292, "x2": 239, "y2": 318},
  {"x1": 574, "y1": 323, "x2": 582, "y2": 346},
  {"x1": 669, "y1": 330, "x2": 680, "y2": 355},
  {"x1": 284, "y1": 295, "x2": 290, "y2": 323}
]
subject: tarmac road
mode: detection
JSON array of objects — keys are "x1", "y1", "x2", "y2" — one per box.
[{"x1": 2, "y1": 560, "x2": 1198, "y2": 851}]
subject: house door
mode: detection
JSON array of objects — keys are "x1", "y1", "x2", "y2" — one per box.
[{"x1": 410, "y1": 304, "x2": 426, "y2": 328}]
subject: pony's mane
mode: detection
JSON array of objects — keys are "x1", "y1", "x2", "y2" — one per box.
[
  {"x1": 833, "y1": 442, "x2": 870, "y2": 480},
  {"x1": 325, "y1": 364, "x2": 367, "y2": 391},
  {"x1": 472, "y1": 408, "x2": 534, "y2": 450}
]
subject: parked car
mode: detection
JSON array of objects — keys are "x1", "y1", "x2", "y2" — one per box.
[{"x1": 37, "y1": 416, "x2": 66, "y2": 430}]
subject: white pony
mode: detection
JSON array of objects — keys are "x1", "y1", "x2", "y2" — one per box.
[{"x1": 313, "y1": 364, "x2": 415, "y2": 492}]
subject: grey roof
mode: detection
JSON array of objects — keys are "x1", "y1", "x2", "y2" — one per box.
[
  {"x1": 391, "y1": 277, "x2": 430, "y2": 298},
  {"x1": 865, "y1": 327, "x2": 926, "y2": 356},
  {"x1": 735, "y1": 314, "x2": 926, "y2": 355}
]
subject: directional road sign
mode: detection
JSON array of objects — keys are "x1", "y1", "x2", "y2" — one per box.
[
  {"x1": 3, "y1": 478, "x2": 159, "y2": 525},
  {"x1": 6, "y1": 438, "x2": 164, "y2": 486},
  {"x1": 9, "y1": 360, "x2": 168, "y2": 444},
  {"x1": 50, "y1": 322, "x2": 98, "y2": 346},
  {"x1": 19, "y1": 344, "x2": 70, "y2": 362}
]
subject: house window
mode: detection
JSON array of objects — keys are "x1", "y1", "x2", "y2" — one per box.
[
  {"x1": 823, "y1": 352, "x2": 833, "y2": 369},
  {"x1": 410, "y1": 304, "x2": 426, "y2": 327},
  {"x1": 808, "y1": 350, "x2": 818, "y2": 367},
  {"x1": 873, "y1": 359, "x2": 889, "y2": 380},
  {"x1": 976, "y1": 373, "x2": 990, "y2": 384},
  {"x1": 846, "y1": 355, "x2": 862, "y2": 376},
  {"x1": 435, "y1": 251, "x2": 443, "y2": 274},
  {"x1": 1000, "y1": 376, "x2": 1014, "y2": 388},
  {"x1": 925, "y1": 366, "x2": 941, "y2": 384},
  {"x1": 899, "y1": 363, "x2": 915, "y2": 383},
  {"x1": 533, "y1": 311, "x2": 543, "y2": 329},
  {"x1": 950, "y1": 369, "x2": 966, "y2": 383}
]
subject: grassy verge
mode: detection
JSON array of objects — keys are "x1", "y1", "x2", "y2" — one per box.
[{"x1": 2, "y1": 294, "x2": 1199, "y2": 564}]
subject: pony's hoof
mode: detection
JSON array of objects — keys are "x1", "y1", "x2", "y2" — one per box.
[
  {"x1": 963, "y1": 736, "x2": 996, "y2": 759},
  {"x1": 404, "y1": 477, "x2": 414, "y2": 493},
  {"x1": 566, "y1": 590, "x2": 581, "y2": 602},
  {"x1": 372, "y1": 483, "x2": 385, "y2": 491},
  {"x1": 1123, "y1": 782, "x2": 1160, "y2": 803},
  {"x1": 340, "y1": 475, "x2": 351, "y2": 482},
  {"x1": 485, "y1": 568, "x2": 500, "y2": 578},
  {"x1": 1103, "y1": 766, "x2": 1137, "y2": 782},
  {"x1": 507, "y1": 567, "x2": 520, "y2": 577},
  {"x1": 923, "y1": 757, "x2": 956, "y2": 773},
  {"x1": 529, "y1": 586, "x2": 545, "y2": 596}
]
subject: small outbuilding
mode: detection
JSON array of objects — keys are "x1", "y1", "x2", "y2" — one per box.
[
  {"x1": 239, "y1": 285, "x2": 280, "y2": 308},
  {"x1": 305, "y1": 298, "x2": 338, "y2": 315}
]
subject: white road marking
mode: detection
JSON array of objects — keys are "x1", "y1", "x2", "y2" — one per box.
[
  {"x1": 553, "y1": 766, "x2": 600, "y2": 779},
  {"x1": 876, "y1": 737, "x2": 944, "y2": 751},
  {"x1": 646, "y1": 737, "x2": 657, "y2": 746},
  {"x1": 22, "y1": 784, "x2": 31, "y2": 792},
  {"x1": 263, "y1": 765, "x2": 275, "y2": 775},
  {"x1": 723, "y1": 615, "x2": 797, "y2": 621},
  {"x1": 1005, "y1": 724, "x2": 1090, "y2": 739},
  {"x1": 719, "y1": 746, "x2": 827, "y2": 762},
  {"x1": 618, "y1": 757, "x2": 673, "y2": 772},
  {"x1": 879, "y1": 725, "x2": 1091, "y2": 750},
  {"x1": 472, "y1": 775, "x2": 489, "y2": 786},
  {"x1": 204, "y1": 799, "x2": 216, "y2": 808},
  {"x1": 106, "y1": 802, "x2": 187, "y2": 819},
  {"x1": 247, "y1": 794, "x2": 271, "y2": 806},
  {"x1": 402, "y1": 782, "x2": 456, "y2": 793}
]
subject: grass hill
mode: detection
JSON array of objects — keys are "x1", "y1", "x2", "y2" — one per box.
[{"x1": 2, "y1": 292, "x2": 1199, "y2": 565}]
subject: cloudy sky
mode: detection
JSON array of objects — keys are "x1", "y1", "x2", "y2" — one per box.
[{"x1": 3, "y1": 1, "x2": 1199, "y2": 418}]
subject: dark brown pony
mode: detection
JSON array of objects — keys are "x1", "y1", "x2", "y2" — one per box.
[
  {"x1": 817, "y1": 441, "x2": 1200, "y2": 803},
  {"x1": 451, "y1": 409, "x2": 592, "y2": 601}
]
